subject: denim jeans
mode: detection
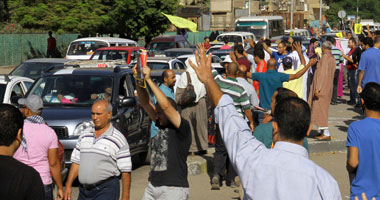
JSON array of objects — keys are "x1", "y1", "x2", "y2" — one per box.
[
  {"x1": 331, "y1": 68, "x2": 340, "y2": 103},
  {"x1": 44, "y1": 184, "x2": 53, "y2": 200},
  {"x1": 347, "y1": 70, "x2": 359, "y2": 103},
  {"x1": 142, "y1": 182, "x2": 189, "y2": 200},
  {"x1": 78, "y1": 177, "x2": 120, "y2": 200}
]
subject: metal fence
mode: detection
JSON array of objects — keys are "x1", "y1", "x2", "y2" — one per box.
[{"x1": 0, "y1": 34, "x2": 78, "y2": 66}]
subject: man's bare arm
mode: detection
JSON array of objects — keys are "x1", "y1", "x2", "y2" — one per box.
[
  {"x1": 347, "y1": 146, "x2": 359, "y2": 173},
  {"x1": 133, "y1": 67, "x2": 157, "y2": 121},
  {"x1": 289, "y1": 58, "x2": 317, "y2": 80},
  {"x1": 121, "y1": 172, "x2": 131, "y2": 200},
  {"x1": 262, "y1": 42, "x2": 273, "y2": 55},
  {"x1": 244, "y1": 108, "x2": 255, "y2": 131},
  {"x1": 357, "y1": 70, "x2": 365, "y2": 94},
  {"x1": 64, "y1": 163, "x2": 79, "y2": 200},
  {"x1": 142, "y1": 66, "x2": 181, "y2": 128}
]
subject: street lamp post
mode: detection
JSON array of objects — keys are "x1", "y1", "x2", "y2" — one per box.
[
  {"x1": 290, "y1": 0, "x2": 294, "y2": 29},
  {"x1": 319, "y1": 0, "x2": 322, "y2": 29}
]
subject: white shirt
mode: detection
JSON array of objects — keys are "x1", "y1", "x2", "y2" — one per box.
[{"x1": 215, "y1": 95, "x2": 342, "y2": 200}]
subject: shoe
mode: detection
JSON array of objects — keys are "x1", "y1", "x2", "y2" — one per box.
[
  {"x1": 315, "y1": 135, "x2": 331, "y2": 141},
  {"x1": 227, "y1": 180, "x2": 238, "y2": 188},
  {"x1": 211, "y1": 175, "x2": 220, "y2": 190},
  {"x1": 330, "y1": 101, "x2": 337, "y2": 105}
]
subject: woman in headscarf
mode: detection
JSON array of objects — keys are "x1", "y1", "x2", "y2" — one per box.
[{"x1": 176, "y1": 55, "x2": 208, "y2": 154}]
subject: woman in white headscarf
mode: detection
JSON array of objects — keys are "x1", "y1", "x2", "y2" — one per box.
[{"x1": 176, "y1": 55, "x2": 208, "y2": 154}]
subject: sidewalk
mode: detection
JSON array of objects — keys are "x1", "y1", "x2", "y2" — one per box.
[{"x1": 307, "y1": 89, "x2": 363, "y2": 153}]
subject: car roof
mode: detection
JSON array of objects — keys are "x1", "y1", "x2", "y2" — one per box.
[
  {"x1": 94, "y1": 46, "x2": 144, "y2": 51},
  {"x1": 0, "y1": 75, "x2": 33, "y2": 84},
  {"x1": 71, "y1": 37, "x2": 137, "y2": 43},
  {"x1": 285, "y1": 29, "x2": 308, "y2": 33},
  {"x1": 218, "y1": 32, "x2": 254, "y2": 36},
  {"x1": 46, "y1": 67, "x2": 132, "y2": 76},
  {"x1": 164, "y1": 48, "x2": 194, "y2": 53},
  {"x1": 236, "y1": 16, "x2": 283, "y2": 21},
  {"x1": 151, "y1": 35, "x2": 186, "y2": 42},
  {"x1": 147, "y1": 57, "x2": 176, "y2": 62},
  {"x1": 23, "y1": 58, "x2": 72, "y2": 63}
]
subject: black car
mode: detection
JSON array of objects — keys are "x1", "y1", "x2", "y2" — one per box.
[
  {"x1": 10, "y1": 58, "x2": 73, "y2": 80},
  {"x1": 24, "y1": 66, "x2": 151, "y2": 167}
]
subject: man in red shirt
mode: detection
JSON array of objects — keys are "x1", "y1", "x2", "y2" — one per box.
[
  {"x1": 47, "y1": 31, "x2": 56, "y2": 58},
  {"x1": 343, "y1": 38, "x2": 362, "y2": 106},
  {"x1": 233, "y1": 45, "x2": 251, "y2": 72},
  {"x1": 253, "y1": 49, "x2": 267, "y2": 98}
]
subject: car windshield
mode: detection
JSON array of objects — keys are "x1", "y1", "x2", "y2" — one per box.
[
  {"x1": 149, "y1": 42, "x2": 175, "y2": 51},
  {"x1": 67, "y1": 41, "x2": 108, "y2": 56},
  {"x1": 147, "y1": 62, "x2": 170, "y2": 70},
  {"x1": 164, "y1": 51, "x2": 192, "y2": 57},
  {"x1": 0, "y1": 84, "x2": 5, "y2": 102},
  {"x1": 10, "y1": 62, "x2": 64, "y2": 80},
  {"x1": 28, "y1": 75, "x2": 113, "y2": 105},
  {"x1": 217, "y1": 35, "x2": 242, "y2": 44},
  {"x1": 91, "y1": 50, "x2": 128, "y2": 62}
]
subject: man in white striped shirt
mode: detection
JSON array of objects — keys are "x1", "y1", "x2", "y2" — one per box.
[{"x1": 64, "y1": 100, "x2": 132, "y2": 200}]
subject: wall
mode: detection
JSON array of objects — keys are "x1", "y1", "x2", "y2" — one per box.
[{"x1": 0, "y1": 34, "x2": 78, "y2": 66}]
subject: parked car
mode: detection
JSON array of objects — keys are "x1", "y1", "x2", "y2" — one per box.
[
  {"x1": 147, "y1": 35, "x2": 191, "y2": 56},
  {"x1": 177, "y1": 54, "x2": 223, "y2": 70},
  {"x1": 66, "y1": 37, "x2": 138, "y2": 60},
  {"x1": 10, "y1": 58, "x2": 72, "y2": 80},
  {"x1": 90, "y1": 46, "x2": 144, "y2": 64},
  {"x1": 24, "y1": 66, "x2": 151, "y2": 167},
  {"x1": 214, "y1": 32, "x2": 256, "y2": 48},
  {"x1": 0, "y1": 75, "x2": 34, "y2": 104},
  {"x1": 132, "y1": 57, "x2": 186, "y2": 70},
  {"x1": 163, "y1": 48, "x2": 195, "y2": 57},
  {"x1": 285, "y1": 29, "x2": 311, "y2": 40}
]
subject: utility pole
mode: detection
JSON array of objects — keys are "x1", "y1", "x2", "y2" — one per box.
[
  {"x1": 319, "y1": 0, "x2": 322, "y2": 29},
  {"x1": 356, "y1": 0, "x2": 359, "y2": 23},
  {"x1": 290, "y1": 0, "x2": 294, "y2": 29},
  {"x1": 248, "y1": 0, "x2": 251, "y2": 16}
]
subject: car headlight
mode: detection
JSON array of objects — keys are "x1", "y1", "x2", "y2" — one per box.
[{"x1": 73, "y1": 121, "x2": 94, "y2": 136}]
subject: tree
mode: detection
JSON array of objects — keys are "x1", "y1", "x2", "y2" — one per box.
[{"x1": 110, "y1": 0, "x2": 180, "y2": 44}]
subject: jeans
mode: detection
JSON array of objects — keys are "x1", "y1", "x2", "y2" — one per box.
[
  {"x1": 331, "y1": 68, "x2": 340, "y2": 103},
  {"x1": 44, "y1": 184, "x2": 53, "y2": 200},
  {"x1": 347, "y1": 70, "x2": 359, "y2": 103},
  {"x1": 213, "y1": 125, "x2": 237, "y2": 182},
  {"x1": 142, "y1": 182, "x2": 189, "y2": 200},
  {"x1": 78, "y1": 177, "x2": 120, "y2": 200}
]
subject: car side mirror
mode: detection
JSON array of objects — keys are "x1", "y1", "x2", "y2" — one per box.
[
  {"x1": 120, "y1": 97, "x2": 136, "y2": 107},
  {"x1": 11, "y1": 95, "x2": 21, "y2": 104}
]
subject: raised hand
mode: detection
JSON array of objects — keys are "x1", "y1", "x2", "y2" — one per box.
[
  {"x1": 142, "y1": 65, "x2": 151, "y2": 81},
  {"x1": 308, "y1": 58, "x2": 317, "y2": 66},
  {"x1": 293, "y1": 41, "x2": 302, "y2": 52}
]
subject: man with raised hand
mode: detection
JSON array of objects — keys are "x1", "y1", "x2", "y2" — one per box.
[{"x1": 187, "y1": 47, "x2": 341, "y2": 200}]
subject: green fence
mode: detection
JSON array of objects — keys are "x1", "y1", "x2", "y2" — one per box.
[{"x1": 0, "y1": 34, "x2": 78, "y2": 66}]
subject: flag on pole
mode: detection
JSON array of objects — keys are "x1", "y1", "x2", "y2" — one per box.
[{"x1": 161, "y1": 12, "x2": 198, "y2": 33}]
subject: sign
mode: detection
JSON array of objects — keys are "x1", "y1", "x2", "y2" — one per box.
[
  {"x1": 97, "y1": 63, "x2": 108, "y2": 68},
  {"x1": 338, "y1": 10, "x2": 346, "y2": 19},
  {"x1": 161, "y1": 12, "x2": 198, "y2": 32},
  {"x1": 336, "y1": 32, "x2": 344, "y2": 38},
  {"x1": 354, "y1": 23, "x2": 363, "y2": 34}
]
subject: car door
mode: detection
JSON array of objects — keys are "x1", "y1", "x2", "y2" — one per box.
[{"x1": 7, "y1": 82, "x2": 25, "y2": 104}]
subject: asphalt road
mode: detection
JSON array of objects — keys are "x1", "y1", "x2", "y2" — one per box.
[{"x1": 65, "y1": 151, "x2": 350, "y2": 200}]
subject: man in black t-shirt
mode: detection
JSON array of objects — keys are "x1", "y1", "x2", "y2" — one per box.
[
  {"x1": 134, "y1": 65, "x2": 191, "y2": 200},
  {"x1": 0, "y1": 104, "x2": 44, "y2": 200}
]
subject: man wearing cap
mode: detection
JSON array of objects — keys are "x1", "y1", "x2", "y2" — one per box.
[{"x1": 14, "y1": 95, "x2": 64, "y2": 200}]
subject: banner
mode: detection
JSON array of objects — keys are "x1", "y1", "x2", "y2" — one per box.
[
  {"x1": 354, "y1": 23, "x2": 362, "y2": 34},
  {"x1": 161, "y1": 12, "x2": 198, "y2": 33},
  {"x1": 336, "y1": 32, "x2": 344, "y2": 38}
]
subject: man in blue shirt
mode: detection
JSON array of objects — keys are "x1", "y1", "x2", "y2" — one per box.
[
  {"x1": 347, "y1": 82, "x2": 380, "y2": 200},
  {"x1": 150, "y1": 70, "x2": 177, "y2": 138},
  {"x1": 263, "y1": 40, "x2": 289, "y2": 68},
  {"x1": 357, "y1": 37, "x2": 380, "y2": 94}
]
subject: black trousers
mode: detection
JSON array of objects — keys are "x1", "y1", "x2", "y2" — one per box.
[
  {"x1": 331, "y1": 68, "x2": 340, "y2": 103},
  {"x1": 213, "y1": 124, "x2": 236, "y2": 182}
]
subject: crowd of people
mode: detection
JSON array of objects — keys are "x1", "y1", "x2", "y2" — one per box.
[{"x1": 0, "y1": 28, "x2": 379, "y2": 200}]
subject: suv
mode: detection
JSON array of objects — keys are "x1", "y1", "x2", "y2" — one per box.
[
  {"x1": 147, "y1": 35, "x2": 191, "y2": 56},
  {"x1": 24, "y1": 66, "x2": 151, "y2": 167}
]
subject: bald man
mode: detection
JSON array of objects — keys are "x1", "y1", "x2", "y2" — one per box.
[
  {"x1": 64, "y1": 100, "x2": 132, "y2": 200},
  {"x1": 150, "y1": 69, "x2": 177, "y2": 138},
  {"x1": 211, "y1": 62, "x2": 254, "y2": 189}
]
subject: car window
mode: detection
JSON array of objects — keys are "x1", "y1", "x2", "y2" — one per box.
[
  {"x1": 67, "y1": 41, "x2": 108, "y2": 56},
  {"x1": 10, "y1": 62, "x2": 63, "y2": 80},
  {"x1": 28, "y1": 75, "x2": 113, "y2": 105},
  {"x1": 149, "y1": 42, "x2": 175, "y2": 51},
  {"x1": 12, "y1": 83, "x2": 24, "y2": 97},
  {"x1": 91, "y1": 50, "x2": 128, "y2": 62},
  {"x1": 147, "y1": 62, "x2": 170, "y2": 70},
  {"x1": 23, "y1": 81, "x2": 33, "y2": 91},
  {"x1": 212, "y1": 56, "x2": 222, "y2": 63},
  {"x1": 176, "y1": 61, "x2": 185, "y2": 69}
]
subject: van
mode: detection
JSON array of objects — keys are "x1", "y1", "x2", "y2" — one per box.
[
  {"x1": 66, "y1": 37, "x2": 138, "y2": 60},
  {"x1": 147, "y1": 35, "x2": 191, "y2": 56},
  {"x1": 285, "y1": 29, "x2": 311, "y2": 40},
  {"x1": 215, "y1": 32, "x2": 256, "y2": 48}
]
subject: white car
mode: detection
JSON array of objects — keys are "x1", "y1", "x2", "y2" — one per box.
[
  {"x1": 177, "y1": 54, "x2": 223, "y2": 70},
  {"x1": 214, "y1": 32, "x2": 256, "y2": 48},
  {"x1": 0, "y1": 75, "x2": 34, "y2": 104},
  {"x1": 144, "y1": 57, "x2": 186, "y2": 70}
]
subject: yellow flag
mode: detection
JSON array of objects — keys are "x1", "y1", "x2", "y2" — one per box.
[
  {"x1": 336, "y1": 32, "x2": 343, "y2": 38},
  {"x1": 161, "y1": 12, "x2": 198, "y2": 33},
  {"x1": 354, "y1": 23, "x2": 362, "y2": 34}
]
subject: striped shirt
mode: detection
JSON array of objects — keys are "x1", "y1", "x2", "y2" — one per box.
[
  {"x1": 331, "y1": 46, "x2": 343, "y2": 69},
  {"x1": 212, "y1": 70, "x2": 251, "y2": 118},
  {"x1": 71, "y1": 122, "x2": 132, "y2": 184}
]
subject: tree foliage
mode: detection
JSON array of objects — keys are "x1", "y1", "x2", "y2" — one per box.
[
  {"x1": 6, "y1": 0, "x2": 180, "y2": 41},
  {"x1": 325, "y1": 0, "x2": 380, "y2": 28}
]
